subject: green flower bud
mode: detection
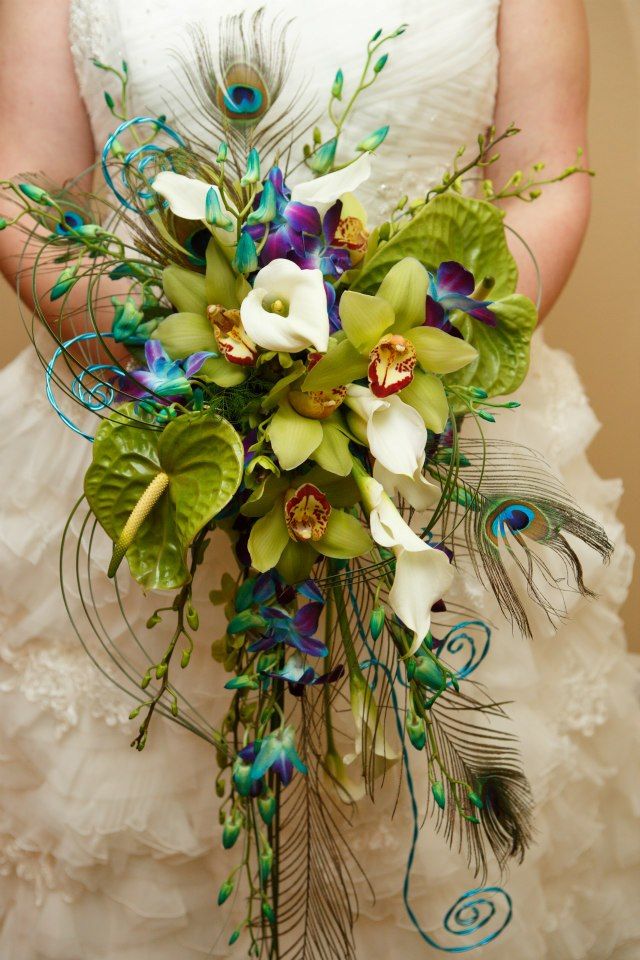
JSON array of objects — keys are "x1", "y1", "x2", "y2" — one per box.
[
  {"x1": 259, "y1": 843, "x2": 273, "y2": 884},
  {"x1": 0, "y1": 218, "x2": 8, "y2": 231},
  {"x1": 217, "y1": 877, "x2": 235, "y2": 905},
  {"x1": 233, "y1": 232, "x2": 258, "y2": 275},
  {"x1": 258, "y1": 790, "x2": 277, "y2": 826},
  {"x1": 357, "y1": 125, "x2": 390, "y2": 153},
  {"x1": 180, "y1": 648, "x2": 192, "y2": 668},
  {"x1": 262, "y1": 901, "x2": 276, "y2": 923},
  {"x1": 140, "y1": 670, "x2": 152, "y2": 689},
  {"x1": 224, "y1": 675, "x2": 259, "y2": 691},
  {"x1": 217, "y1": 142, "x2": 228, "y2": 163},
  {"x1": 331, "y1": 69, "x2": 344, "y2": 100},
  {"x1": 468, "y1": 790, "x2": 484, "y2": 810},
  {"x1": 407, "y1": 655, "x2": 446, "y2": 691},
  {"x1": 205, "y1": 187, "x2": 234, "y2": 230},
  {"x1": 186, "y1": 604, "x2": 199, "y2": 631},
  {"x1": 406, "y1": 712, "x2": 426, "y2": 751},
  {"x1": 104, "y1": 91, "x2": 115, "y2": 110},
  {"x1": 232, "y1": 759, "x2": 254, "y2": 798},
  {"x1": 369, "y1": 605, "x2": 385, "y2": 640},
  {"x1": 222, "y1": 811, "x2": 243, "y2": 849},
  {"x1": 240, "y1": 147, "x2": 261, "y2": 186},
  {"x1": 18, "y1": 183, "x2": 51, "y2": 205},
  {"x1": 155, "y1": 662, "x2": 168, "y2": 679},
  {"x1": 246, "y1": 179, "x2": 277, "y2": 226},
  {"x1": 128, "y1": 706, "x2": 140, "y2": 720},
  {"x1": 373, "y1": 54, "x2": 388, "y2": 73},
  {"x1": 371, "y1": 28, "x2": 382, "y2": 41},
  {"x1": 145, "y1": 612, "x2": 161, "y2": 629},
  {"x1": 431, "y1": 780, "x2": 446, "y2": 809},
  {"x1": 228, "y1": 929, "x2": 241, "y2": 946},
  {"x1": 306, "y1": 137, "x2": 337, "y2": 175},
  {"x1": 50, "y1": 266, "x2": 78, "y2": 302}
]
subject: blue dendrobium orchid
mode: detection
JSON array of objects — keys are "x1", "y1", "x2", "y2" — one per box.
[
  {"x1": 426, "y1": 261, "x2": 497, "y2": 337},
  {"x1": 240, "y1": 727, "x2": 307, "y2": 787},
  {"x1": 245, "y1": 167, "x2": 351, "y2": 280},
  {"x1": 248, "y1": 601, "x2": 328, "y2": 658},
  {"x1": 126, "y1": 340, "x2": 213, "y2": 402},
  {"x1": 261, "y1": 653, "x2": 345, "y2": 697}
]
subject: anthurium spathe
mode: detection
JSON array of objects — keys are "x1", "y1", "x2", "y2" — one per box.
[
  {"x1": 353, "y1": 464, "x2": 454, "y2": 655},
  {"x1": 247, "y1": 481, "x2": 373, "y2": 582},
  {"x1": 303, "y1": 258, "x2": 477, "y2": 432},
  {"x1": 240, "y1": 259, "x2": 330, "y2": 354}
]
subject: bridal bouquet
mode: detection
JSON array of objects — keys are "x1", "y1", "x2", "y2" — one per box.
[{"x1": 1, "y1": 17, "x2": 605, "y2": 957}]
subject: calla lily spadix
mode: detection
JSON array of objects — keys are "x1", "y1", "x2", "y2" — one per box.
[
  {"x1": 240, "y1": 259, "x2": 330, "y2": 354},
  {"x1": 356, "y1": 472, "x2": 454, "y2": 655},
  {"x1": 345, "y1": 384, "x2": 427, "y2": 478}
]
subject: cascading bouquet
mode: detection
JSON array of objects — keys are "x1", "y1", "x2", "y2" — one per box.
[{"x1": 1, "y1": 16, "x2": 608, "y2": 958}]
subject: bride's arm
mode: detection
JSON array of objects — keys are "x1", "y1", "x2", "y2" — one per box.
[
  {"x1": 0, "y1": 0, "x2": 95, "y2": 308},
  {"x1": 492, "y1": 0, "x2": 591, "y2": 319}
]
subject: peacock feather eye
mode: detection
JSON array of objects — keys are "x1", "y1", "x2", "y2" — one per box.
[
  {"x1": 486, "y1": 499, "x2": 551, "y2": 546},
  {"x1": 217, "y1": 63, "x2": 269, "y2": 123}
]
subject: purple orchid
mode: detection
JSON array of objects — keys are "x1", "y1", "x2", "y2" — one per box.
[
  {"x1": 261, "y1": 653, "x2": 345, "y2": 697},
  {"x1": 240, "y1": 727, "x2": 307, "y2": 787},
  {"x1": 248, "y1": 601, "x2": 327, "y2": 658},
  {"x1": 426, "y1": 261, "x2": 496, "y2": 337},
  {"x1": 124, "y1": 340, "x2": 212, "y2": 403}
]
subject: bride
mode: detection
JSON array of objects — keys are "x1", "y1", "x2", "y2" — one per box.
[{"x1": 0, "y1": 1, "x2": 638, "y2": 958}]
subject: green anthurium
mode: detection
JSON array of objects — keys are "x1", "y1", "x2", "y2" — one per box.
[
  {"x1": 84, "y1": 406, "x2": 244, "y2": 590},
  {"x1": 352, "y1": 192, "x2": 536, "y2": 397},
  {"x1": 444, "y1": 293, "x2": 537, "y2": 399}
]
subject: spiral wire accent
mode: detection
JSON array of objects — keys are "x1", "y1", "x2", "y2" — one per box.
[{"x1": 101, "y1": 116, "x2": 186, "y2": 211}]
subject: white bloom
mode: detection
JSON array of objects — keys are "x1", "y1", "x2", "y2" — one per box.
[
  {"x1": 345, "y1": 384, "x2": 427, "y2": 478},
  {"x1": 290, "y1": 153, "x2": 372, "y2": 216},
  {"x1": 365, "y1": 477, "x2": 454, "y2": 654},
  {"x1": 373, "y1": 454, "x2": 441, "y2": 511},
  {"x1": 240, "y1": 259, "x2": 330, "y2": 353},
  {"x1": 151, "y1": 171, "x2": 219, "y2": 220}
]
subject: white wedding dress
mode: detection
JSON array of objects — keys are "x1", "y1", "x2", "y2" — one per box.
[{"x1": 0, "y1": 1, "x2": 638, "y2": 958}]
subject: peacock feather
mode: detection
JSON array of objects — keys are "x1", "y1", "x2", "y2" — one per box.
[
  {"x1": 174, "y1": 10, "x2": 317, "y2": 176},
  {"x1": 431, "y1": 437, "x2": 613, "y2": 638}
]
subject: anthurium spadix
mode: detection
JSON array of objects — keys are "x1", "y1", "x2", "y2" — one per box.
[
  {"x1": 353, "y1": 466, "x2": 454, "y2": 654},
  {"x1": 240, "y1": 259, "x2": 330, "y2": 353},
  {"x1": 303, "y1": 258, "x2": 478, "y2": 433}
]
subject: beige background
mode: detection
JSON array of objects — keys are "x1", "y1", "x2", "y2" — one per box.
[{"x1": 1, "y1": 0, "x2": 638, "y2": 645}]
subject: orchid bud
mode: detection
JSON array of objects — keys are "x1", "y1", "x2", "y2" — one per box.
[
  {"x1": 217, "y1": 141, "x2": 228, "y2": 163},
  {"x1": 373, "y1": 54, "x2": 388, "y2": 73},
  {"x1": 19, "y1": 183, "x2": 51, "y2": 205},
  {"x1": 50, "y1": 266, "x2": 78, "y2": 302},
  {"x1": 331, "y1": 69, "x2": 344, "y2": 100},
  {"x1": 369, "y1": 605, "x2": 385, "y2": 640},
  {"x1": 233, "y1": 232, "x2": 258, "y2": 275},
  {"x1": 217, "y1": 877, "x2": 235, "y2": 905},
  {"x1": 246, "y1": 179, "x2": 277, "y2": 226},
  {"x1": 357, "y1": 125, "x2": 390, "y2": 153},
  {"x1": 306, "y1": 138, "x2": 337, "y2": 174},
  {"x1": 240, "y1": 147, "x2": 261, "y2": 186},
  {"x1": 222, "y1": 811, "x2": 243, "y2": 849},
  {"x1": 431, "y1": 781, "x2": 446, "y2": 809},
  {"x1": 205, "y1": 187, "x2": 234, "y2": 231},
  {"x1": 258, "y1": 790, "x2": 277, "y2": 826}
]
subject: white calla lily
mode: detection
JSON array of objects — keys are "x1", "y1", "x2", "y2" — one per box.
[
  {"x1": 291, "y1": 153, "x2": 372, "y2": 216},
  {"x1": 362, "y1": 475, "x2": 454, "y2": 654},
  {"x1": 345, "y1": 384, "x2": 427, "y2": 478},
  {"x1": 152, "y1": 171, "x2": 220, "y2": 220},
  {"x1": 373, "y1": 454, "x2": 441, "y2": 511},
  {"x1": 240, "y1": 259, "x2": 330, "y2": 353}
]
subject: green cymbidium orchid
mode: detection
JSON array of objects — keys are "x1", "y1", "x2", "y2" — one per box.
[
  {"x1": 242, "y1": 470, "x2": 372, "y2": 583},
  {"x1": 303, "y1": 257, "x2": 478, "y2": 433},
  {"x1": 151, "y1": 237, "x2": 251, "y2": 388}
]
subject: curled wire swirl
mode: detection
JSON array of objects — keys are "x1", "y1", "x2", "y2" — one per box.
[
  {"x1": 45, "y1": 332, "x2": 120, "y2": 441},
  {"x1": 101, "y1": 116, "x2": 186, "y2": 212},
  {"x1": 442, "y1": 620, "x2": 492, "y2": 680}
]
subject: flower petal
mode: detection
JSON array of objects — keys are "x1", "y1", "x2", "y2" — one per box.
[
  {"x1": 389, "y1": 547, "x2": 454, "y2": 653},
  {"x1": 248, "y1": 500, "x2": 290, "y2": 572},
  {"x1": 408, "y1": 325, "x2": 478, "y2": 374},
  {"x1": 291, "y1": 153, "x2": 372, "y2": 215},
  {"x1": 152, "y1": 171, "x2": 218, "y2": 220},
  {"x1": 376, "y1": 258, "x2": 429, "y2": 333},
  {"x1": 373, "y1": 457, "x2": 441, "y2": 512},
  {"x1": 269, "y1": 402, "x2": 323, "y2": 470},
  {"x1": 399, "y1": 369, "x2": 449, "y2": 433},
  {"x1": 338, "y1": 291, "x2": 395, "y2": 354},
  {"x1": 293, "y1": 601, "x2": 323, "y2": 636},
  {"x1": 345, "y1": 385, "x2": 427, "y2": 478},
  {"x1": 241, "y1": 259, "x2": 330, "y2": 353},
  {"x1": 436, "y1": 261, "x2": 475, "y2": 296}
]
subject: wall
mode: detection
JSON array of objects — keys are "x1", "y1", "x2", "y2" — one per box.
[{"x1": 0, "y1": 0, "x2": 638, "y2": 644}]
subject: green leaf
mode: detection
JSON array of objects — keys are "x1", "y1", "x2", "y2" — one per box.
[
  {"x1": 85, "y1": 407, "x2": 244, "y2": 590},
  {"x1": 339, "y1": 291, "x2": 394, "y2": 353},
  {"x1": 153, "y1": 311, "x2": 217, "y2": 359},
  {"x1": 353, "y1": 193, "x2": 518, "y2": 298},
  {"x1": 376, "y1": 257, "x2": 429, "y2": 332},
  {"x1": 445, "y1": 294, "x2": 537, "y2": 398},
  {"x1": 268, "y1": 402, "x2": 323, "y2": 470},
  {"x1": 248, "y1": 499, "x2": 289, "y2": 572},
  {"x1": 317, "y1": 510, "x2": 373, "y2": 559},
  {"x1": 302, "y1": 339, "x2": 368, "y2": 392},
  {"x1": 311, "y1": 420, "x2": 352, "y2": 476},
  {"x1": 162, "y1": 265, "x2": 207, "y2": 314},
  {"x1": 400, "y1": 370, "x2": 449, "y2": 432}
]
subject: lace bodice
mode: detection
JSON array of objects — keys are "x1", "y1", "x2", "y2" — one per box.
[{"x1": 69, "y1": 0, "x2": 501, "y2": 217}]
